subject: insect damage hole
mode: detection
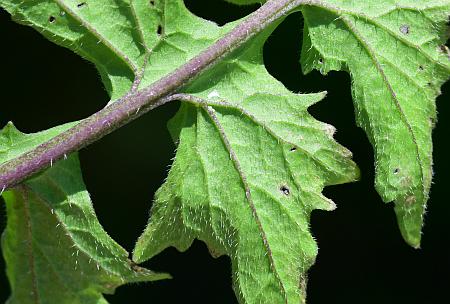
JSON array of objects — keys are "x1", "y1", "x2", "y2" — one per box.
[
  {"x1": 393, "y1": 168, "x2": 400, "y2": 175},
  {"x1": 157, "y1": 24, "x2": 163, "y2": 36},
  {"x1": 77, "y1": 2, "x2": 87, "y2": 8},
  {"x1": 290, "y1": 147, "x2": 297, "y2": 152},
  {"x1": 149, "y1": 0, "x2": 155, "y2": 5},
  {"x1": 48, "y1": 16, "x2": 56, "y2": 23},
  {"x1": 280, "y1": 185, "x2": 290, "y2": 196},
  {"x1": 399, "y1": 24, "x2": 410, "y2": 35}
]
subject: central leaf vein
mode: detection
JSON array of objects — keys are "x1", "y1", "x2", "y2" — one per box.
[
  {"x1": 340, "y1": 15, "x2": 425, "y2": 193},
  {"x1": 201, "y1": 103, "x2": 289, "y2": 302}
]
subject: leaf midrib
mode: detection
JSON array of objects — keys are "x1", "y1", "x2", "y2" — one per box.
[
  {"x1": 200, "y1": 104, "x2": 289, "y2": 303},
  {"x1": 19, "y1": 186, "x2": 40, "y2": 304},
  {"x1": 204, "y1": 98, "x2": 344, "y2": 178},
  {"x1": 341, "y1": 15, "x2": 425, "y2": 196},
  {"x1": 30, "y1": 175, "x2": 128, "y2": 278},
  {"x1": 54, "y1": 0, "x2": 138, "y2": 72}
]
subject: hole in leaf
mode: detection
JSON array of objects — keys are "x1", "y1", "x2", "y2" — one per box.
[
  {"x1": 184, "y1": 0, "x2": 259, "y2": 26},
  {"x1": 76, "y1": 2, "x2": 86, "y2": 8},
  {"x1": 157, "y1": 24, "x2": 163, "y2": 35},
  {"x1": 290, "y1": 147, "x2": 297, "y2": 152},
  {"x1": 149, "y1": 0, "x2": 155, "y2": 6},
  {"x1": 318, "y1": 58, "x2": 324, "y2": 64},
  {"x1": 48, "y1": 16, "x2": 56, "y2": 23},
  {"x1": 280, "y1": 185, "x2": 290, "y2": 196},
  {"x1": 393, "y1": 168, "x2": 400, "y2": 174},
  {"x1": 418, "y1": 65, "x2": 424, "y2": 71},
  {"x1": 399, "y1": 24, "x2": 410, "y2": 35}
]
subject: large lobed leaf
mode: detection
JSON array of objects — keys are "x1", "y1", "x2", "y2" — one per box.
[
  {"x1": 133, "y1": 90, "x2": 359, "y2": 303},
  {"x1": 0, "y1": 123, "x2": 168, "y2": 303},
  {"x1": 223, "y1": 0, "x2": 450, "y2": 248},
  {"x1": 131, "y1": 2, "x2": 358, "y2": 303},
  {"x1": 301, "y1": 0, "x2": 450, "y2": 247}
]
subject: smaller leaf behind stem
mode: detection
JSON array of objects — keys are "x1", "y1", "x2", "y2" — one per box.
[
  {"x1": 0, "y1": 125, "x2": 168, "y2": 304},
  {"x1": 301, "y1": 1, "x2": 450, "y2": 247}
]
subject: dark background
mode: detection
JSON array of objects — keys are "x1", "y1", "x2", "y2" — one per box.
[{"x1": 0, "y1": 1, "x2": 449, "y2": 303}]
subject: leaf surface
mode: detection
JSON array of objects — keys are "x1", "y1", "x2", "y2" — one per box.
[
  {"x1": 0, "y1": 124, "x2": 168, "y2": 304},
  {"x1": 2, "y1": 0, "x2": 448, "y2": 302},
  {"x1": 0, "y1": 0, "x2": 357, "y2": 301},
  {"x1": 130, "y1": 3, "x2": 358, "y2": 303},
  {"x1": 0, "y1": 0, "x2": 233, "y2": 99},
  {"x1": 300, "y1": 0, "x2": 450, "y2": 247},
  {"x1": 134, "y1": 91, "x2": 358, "y2": 303}
]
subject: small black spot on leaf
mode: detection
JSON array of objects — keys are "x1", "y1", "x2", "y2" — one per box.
[
  {"x1": 418, "y1": 65, "x2": 424, "y2": 71},
  {"x1": 77, "y1": 2, "x2": 86, "y2": 8},
  {"x1": 157, "y1": 24, "x2": 163, "y2": 35},
  {"x1": 290, "y1": 147, "x2": 297, "y2": 152},
  {"x1": 149, "y1": 0, "x2": 155, "y2": 5},
  {"x1": 393, "y1": 168, "x2": 400, "y2": 174},
  {"x1": 48, "y1": 16, "x2": 56, "y2": 23},
  {"x1": 400, "y1": 24, "x2": 410, "y2": 35},
  {"x1": 318, "y1": 58, "x2": 323, "y2": 64},
  {"x1": 280, "y1": 185, "x2": 290, "y2": 196}
]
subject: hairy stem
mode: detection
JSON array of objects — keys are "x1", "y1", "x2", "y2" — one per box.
[{"x1": 0, "y1": 0, "x2": 304, "y2": 190}]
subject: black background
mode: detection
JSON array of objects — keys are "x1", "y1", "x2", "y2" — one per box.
[{"x1": 0, "y1": 1, "x2": 449, "y2": 303}]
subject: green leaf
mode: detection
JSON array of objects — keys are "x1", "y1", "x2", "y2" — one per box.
[
  {"x1": 3, "y1": 0, "x2": 447, "y2": 302},
  {"x1": 0, "y1": 124, "x2": 169, "y2": 303},
  {"x1": 0, "y1": 0, "x2": 234, "y2": 100},
  {"x1": 300, "y1": 0, "x2": 450, "y2": 247},
  {"x1": 134, "y1": 92, "x2": 358, "y2": 303},
  {"x1": 132, "y1": 5, "x2": 358, "y2": 303}
]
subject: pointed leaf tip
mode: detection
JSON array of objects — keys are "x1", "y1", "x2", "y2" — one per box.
[{"x1": 394, "y1": 194, "x2": 425, "y2": 248}]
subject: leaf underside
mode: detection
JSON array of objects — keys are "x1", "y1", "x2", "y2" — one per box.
[
  {"x1": 0, "y1": 124, "x2": 168, "y2": 304},
  {"x1": 301, "y1": 0, "x2": 450, "y2": 247},
  {"x1": 0, "y1": 0, "x2": 449, "y2": 303}
]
